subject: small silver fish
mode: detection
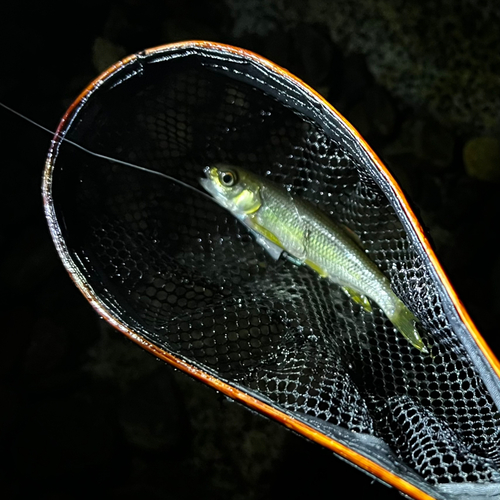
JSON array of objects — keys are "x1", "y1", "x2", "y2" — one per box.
[{"x1": 200, "y1": 164, "x2": 428, "y2": 353}]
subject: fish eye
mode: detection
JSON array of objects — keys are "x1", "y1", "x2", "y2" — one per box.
[{"x1": 219, "y1": 170, "x2": 237, "y2": 187}]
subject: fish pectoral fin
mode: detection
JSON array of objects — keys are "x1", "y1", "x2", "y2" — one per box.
[
  {"x1": 342, "y1": 287, "x2": 373, "y2": 312},
  {"x1": 245, "y1": 217, "x2": 283, "y2": 247},
  {"x1": 243, "y1": 217, "x2": 284, "y2": 261},
  {"x1": 254, "y1": 233, "x2": 283, "y2": 261}
]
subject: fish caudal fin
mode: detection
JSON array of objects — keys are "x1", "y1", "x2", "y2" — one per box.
[{"x1": 387, "y1": 299, "x2": 428, "y2": 353}]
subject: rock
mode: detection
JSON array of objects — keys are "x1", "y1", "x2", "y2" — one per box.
[
  {"x1": 260, "y1": 27, "x2": 292, "y2": 70},
  {"x1": 383, "y1": 117, "x2": 454, "y2": 170},
  {"x1": 463, "y1": 137, "x2": 500, "y2": 182},
  {"x1": 383, "y1": 153, "x2": 424, "y2": 202},
  {"x1": 333, "y1": 53, "x2": 372, "y2": 113},
  {"x1": 289, "y1": 24, "x2": 334, "y2": 86},
  {"x1": 227, "y1": 0, "x2": 500, "y2": 134},
  {"x1": 22, "y1": 318, "x2": 68, "y2": 376},
  {"x1": 0, "y1": 230, "x2": 59, "y2": 293},
  {"x1": 348, "y1": 101, "x2": 371, "y2": 140},
  {"x1": 119, "y1": 371, "x2": 187, "y2": 451},
  {"x1": 13, "y1": 393, "x2": 115, "y2": 480},
  {"x1": 493, "y1": 255, "x2": 500, "y2": 321},
  {"x1": 92, "y1": 37, "x2": 127, "y2": 74},
  {"x1": 348, "y1": 85, "x2": 396, "y2": 141},
  {"x1": 414, "y1": 119, "x2": 455, "y2": 169},
  {"x1": 365, "y1": 86, "x2": 396, "y2": 138},
  {"x1": 436, "y1": 175, "x2": 482, "y2": 230},
  {"x1": 415, "y1": 173, "x2": 444, "y2": 211},
  {"x1": 162, "y1": 17, "x2": 221, "y2": 44}
]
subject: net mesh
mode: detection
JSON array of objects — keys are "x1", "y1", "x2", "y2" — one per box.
[{"x1": 50, "y1": 49, "x2": 500, "y2": 488}]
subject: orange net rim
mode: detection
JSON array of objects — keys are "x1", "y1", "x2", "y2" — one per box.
[{"x1": 42, "y1": 40, "x2": 500, "y2": 500}]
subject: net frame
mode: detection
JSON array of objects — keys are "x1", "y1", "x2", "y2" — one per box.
[{"x1": 42, "y1": 41, "x2": 500, "y2": 500}]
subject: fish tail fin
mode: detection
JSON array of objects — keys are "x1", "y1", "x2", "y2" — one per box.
[{"x1": 387, "y1": 299, "x2": 428, "y2": 354}]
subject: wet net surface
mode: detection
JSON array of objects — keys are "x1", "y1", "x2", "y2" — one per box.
[{"x1": 50, "y1": 48, "x2": 500, "y2": 488}]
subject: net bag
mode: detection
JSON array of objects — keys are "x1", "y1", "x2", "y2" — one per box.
[{"x1": 43, "y1": 41, "x2": 500, "y2": 500}]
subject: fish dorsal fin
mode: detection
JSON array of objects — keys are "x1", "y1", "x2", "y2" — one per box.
[
  {"x1": 340, "y1": 224, "x2": 366, "y2": 250},
  {"x1": 294, "y1": 194, "x2": 366, "y2": 251}
]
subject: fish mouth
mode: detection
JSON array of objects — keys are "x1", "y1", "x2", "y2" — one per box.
[
  {"x1": 199, "y1": 166, "x2": 215, "y2": 189},
  {"x1": 198, "y1": 177, "x2": 214, "y2": 196},
  {"x1": 199, "y1": 166, "x2": 228, "y2": 209}
]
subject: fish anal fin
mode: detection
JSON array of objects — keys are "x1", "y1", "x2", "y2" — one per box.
[
  {"x1": 342, "y1": 286, "x2": 372, "y2": 312},
  {"x1": 305, "y1": 259, "x2": 328, "y2": 278}
]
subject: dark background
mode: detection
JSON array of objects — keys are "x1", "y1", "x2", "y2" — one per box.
[{"x1": 1, "y1": 1, "x2": 499, "y2": 499}]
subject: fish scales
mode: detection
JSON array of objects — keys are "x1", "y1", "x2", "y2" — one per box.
[{"x1": 254, "y1": 185, "x2": 395, "y2": 312}]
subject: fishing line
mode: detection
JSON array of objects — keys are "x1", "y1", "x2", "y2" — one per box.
[{"x1": 0, "y1": 101, "x2": 215, "y2": 202}]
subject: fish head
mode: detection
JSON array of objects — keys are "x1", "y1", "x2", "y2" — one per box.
[{"x1": 200, "y1": 164, "x2": 262, "y2": 215}]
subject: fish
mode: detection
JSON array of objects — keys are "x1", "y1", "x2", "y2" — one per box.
[{"x1": 200, "y1": 164, "x2": 428, "y2": 353}]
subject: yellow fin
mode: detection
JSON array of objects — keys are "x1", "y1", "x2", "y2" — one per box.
[
  {"x1": 389, "y1": 301, "x2": 429, "y2": 354},
  {"x1": 247, "y1": 217, "x2": 284, "y2": 249},
  {"x1": 305, "y1": 259, "x2": 328, "y2": 278},
  {"x1": 342, "y1": 286, "x2": 373, "y2": 312}
]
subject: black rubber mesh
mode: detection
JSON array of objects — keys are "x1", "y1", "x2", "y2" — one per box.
[{"x1": 50, "y1": 49, "x2": 500, "y2": 487}]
